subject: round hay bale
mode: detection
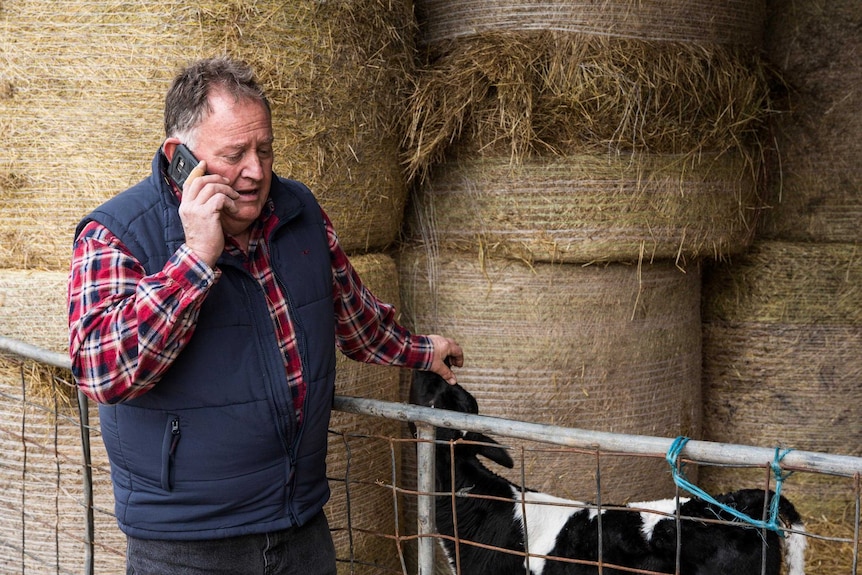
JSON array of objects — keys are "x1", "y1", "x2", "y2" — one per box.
[
  {"x1": 403, "y1": 32, "x2": 772, "y2": 182},
  {"x1": 0, "y1": 359, "x2": 97, "y2": 573},
  {"x1": 415, "y1": 0, "x2": 765, "y2": 47},
  {"x1": 326, "y1": 253, "x2": 404, "y2": 573},
  {"x1": 397, "y1": 246, "x2": 702, "y2": 503},
  {"x1": 0, "y1": 0, "x2": 413, "y2": 269},
  {"x1": 0, "y1": 360, "x2": 126, "y2": 574},
  {"x1": 759, "y1": 0, "x2": 862, "y2": 243},
  {"x1": 0, "y1": 269, "x2": 69, "y2": 353},
  {"x1": 701, "y1": 240, "x2": 862, "y2": 519},
  {"x1": 406, "y1": 151, "x2": 760, "y2": 264}
]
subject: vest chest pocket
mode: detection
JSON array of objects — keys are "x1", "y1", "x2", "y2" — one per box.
[{"x1": 161, "y1": 415, "x2": 181, "y2": 491}]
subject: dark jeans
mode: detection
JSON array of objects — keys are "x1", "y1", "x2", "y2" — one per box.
[{"x1": 126, "y1": 511, "x2": 337, "y2": 575}]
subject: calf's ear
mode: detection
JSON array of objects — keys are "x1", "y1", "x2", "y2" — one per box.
[{"x1": 466, "y1": 431, "x2": 515, "y2": 469}]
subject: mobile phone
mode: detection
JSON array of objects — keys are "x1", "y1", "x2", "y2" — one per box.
[{"x1": 168, "y1": 144, "x2": 201, "y2": 188}]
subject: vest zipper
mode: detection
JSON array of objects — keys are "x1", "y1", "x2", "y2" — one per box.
[
  {"x1": 278, "y1": 274, "x2": 304, "y2": 526},
  {"x1": 243, "y1": 274, "x2": 302, "y2": 522},
  {"x1": 161, "y1": 415, "x2": 180, "y2": 491}
]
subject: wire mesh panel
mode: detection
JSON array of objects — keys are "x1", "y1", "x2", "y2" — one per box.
[
  {"x1": 404, "y1": 430, "x2": 860, "y2": 575},
  {"x1": 336, "y1": 394, "x2": 862, "y2": 575},
  {"x1": 327, "y1": 429, "x2": 408, "y2": 575},
  {"x1": 0, "y1": 359, "x2": 88, "y2": 575},
  {"x1": 2, "y1": 344, "x2": 862, "y2": 574}
]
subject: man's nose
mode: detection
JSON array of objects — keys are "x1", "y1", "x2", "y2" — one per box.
[{"x1": 243, "y1": 153, "x2": 264, "y2": 180}]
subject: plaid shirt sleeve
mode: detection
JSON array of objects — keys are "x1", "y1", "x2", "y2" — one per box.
[
  {"x1": 327, "y1": 212, "x2": 434, "y2": 370},
  {"x1": 68, "y1": 220, "x2": 218, "y2": 404}
]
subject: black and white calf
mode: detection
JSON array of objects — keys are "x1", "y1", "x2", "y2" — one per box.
[{"x1": 410, "y1": 370, "x2": 807, "y2": 575}]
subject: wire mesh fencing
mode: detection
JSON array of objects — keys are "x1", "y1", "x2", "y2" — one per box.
[{"x1": 1, "y1": 338, "x2": 861, "y2": 574}]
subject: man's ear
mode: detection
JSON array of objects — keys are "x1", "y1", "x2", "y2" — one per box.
[{"x1": 162, "y1": 138, "x2": 181, "y2": 163}]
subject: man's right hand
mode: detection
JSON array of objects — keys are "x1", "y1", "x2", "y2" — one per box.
[
  {"x1": 178, "y1": 161, "x2": 239, "y2": 267},
  {"x1": 426, "y1": 334, "x2": 464, "y2": 385}
]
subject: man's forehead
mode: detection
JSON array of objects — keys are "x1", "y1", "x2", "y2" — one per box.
[{"x1": 197, "y1": 94, "x2": 272, "y2": 138}]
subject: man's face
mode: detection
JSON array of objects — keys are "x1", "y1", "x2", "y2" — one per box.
[{"x1": 190, "y1": 89, "x2": 274, "y2": 236}]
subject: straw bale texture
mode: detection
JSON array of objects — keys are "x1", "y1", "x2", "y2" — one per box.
[
  {"x1": 415, "y1": 0, "x2": 765, "y2": 47},
  {"x1": 397, "y1": 246, "x2": 702, "y2": 503},
  {"x1": 0, "y1": 0, "x2": 413, "y2": 269},
  {"x1": 0, "y1": 359, "x2": 105, "y2": 573},
  {"x1": 703, "y1": 241, "x2": 862, "y2": 328},
  {"x1": 327, "y1": 253, "x2": 405, "y2": 574},
  {"x1": 759, "y1": 0, "x2": 862, "y2": 243},
  {"x1": 701, "y1": 240, "x2": 862, "y2": 518},
  {"x1": 406, "y1": 151, "x2": 760, "y2": 264},
  {"x1": 0, "y1": 269, "x2": 69, "y2": 353},
  {"x1": 802, "y1": 514, "x2": 860, "y2": 575},
  {"x1": 403, "y1": 31, "x2": 772, "y2": 182}
]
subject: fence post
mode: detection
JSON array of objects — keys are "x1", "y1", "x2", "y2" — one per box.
[
  {"x1": 415, "y1": 423, "x2": 436, "y2": 575},
  {"x1": 77, "y1": 389, "x2": 95, "y2": 575}
]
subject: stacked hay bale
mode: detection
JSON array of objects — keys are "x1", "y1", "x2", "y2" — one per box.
[
  {"x1": 0, "y1": 271, "x2": 69, "y2": 355},
  {"x1": 399, "y1": 0, "x2": 770, "y2": 517},
  {"x1": 701, "y1": 1, "x2": 862, "y2": 571},
  {"x1": 1, "y1": 0, "x2": 412, "y2": 266},
  {"x1": 399, "y1": 250, "x2": 703, "y2": 496},
  {"x1": 396, "y1": 5, "x2": 774, "y2": 565},
  {"x1": 1, "y1": 1, "x2": 414, "y2": 573},
  {"x1": 0, "y1": 360, "x2": 86, "y2": 574},
  {"x1": 0, "y1": 272, "x2": 86, "y2": 573},
  {"x1": 757, "y1": 1, "x2": 862, "y2": 243},
  {"x1": 703, "y1": 244, "x2": 861, "y2": 470}
]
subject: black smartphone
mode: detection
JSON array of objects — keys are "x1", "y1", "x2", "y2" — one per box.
[{"x1": 167, "y1": 144, "x2": 201, "y2": 188}]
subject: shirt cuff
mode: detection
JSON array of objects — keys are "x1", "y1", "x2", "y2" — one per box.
[
  {"x1": 405, "y1": 334, "x2": 436, "y2": 371},
  {"x1": 164, "y1": 244, "x2": 220, "y2": 301}
]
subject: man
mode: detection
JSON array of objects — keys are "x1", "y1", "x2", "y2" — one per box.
[{"x1": 67, "y1": 56, "x2": 462, "y2": 575}]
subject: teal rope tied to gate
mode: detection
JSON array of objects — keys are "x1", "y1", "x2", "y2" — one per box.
[{"x1": 665, "y1": 437, "x2": 794, "y2": 536}]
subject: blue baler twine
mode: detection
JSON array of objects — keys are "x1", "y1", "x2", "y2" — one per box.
[{"x1": 665, "y1": 436, "x2": 793, "y2": 536}]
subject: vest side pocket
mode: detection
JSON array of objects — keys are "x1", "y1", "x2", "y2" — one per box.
[{"x1": 161, "y1": 415, "x2": 181, "y2": 491}]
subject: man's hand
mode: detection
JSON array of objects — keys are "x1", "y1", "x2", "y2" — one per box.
[
  {"x1": 426, "y1": 334, "x2": 464, "y2": 385},
  {"x1": 178, "y1": 161, "x2": 239, "y2": 267}
]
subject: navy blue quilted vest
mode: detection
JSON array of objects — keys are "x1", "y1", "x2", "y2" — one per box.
[{"x1": 76, "y1": 152, "x2": 336, "y2": 539}]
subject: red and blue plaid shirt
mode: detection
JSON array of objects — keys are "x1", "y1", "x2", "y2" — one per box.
[{"x1": 68, "y1": 198, "x2": 433, "y2": 418}]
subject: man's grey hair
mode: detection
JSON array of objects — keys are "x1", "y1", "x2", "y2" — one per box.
[{"x1": 164, "y1": 56, "x2": 271, "y2": 147}]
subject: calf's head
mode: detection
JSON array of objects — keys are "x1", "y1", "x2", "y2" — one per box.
[{"x1": 410, "y1": 369, "x2": 514, "y2": 470}]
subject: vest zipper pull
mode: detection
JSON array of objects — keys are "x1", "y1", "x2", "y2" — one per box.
[{"x1": 170, "y1": 417, "x2": 180, "y2": 455}]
